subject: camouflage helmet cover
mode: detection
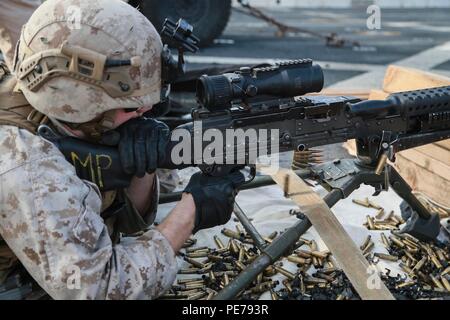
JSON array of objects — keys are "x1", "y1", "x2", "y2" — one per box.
[{"x1": 15, "y1": 0, "x2": 163, "y2": 123}]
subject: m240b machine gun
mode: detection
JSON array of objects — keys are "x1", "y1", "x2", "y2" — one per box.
[{"x1": 39, "y1": 58, "x2": 450, "y2": 241}]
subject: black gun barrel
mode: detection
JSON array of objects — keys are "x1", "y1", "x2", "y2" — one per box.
[
  {"x1": 196, "y1": 59, "x2": 324, "y2": 111},
  {"x1": 349, "y1": 86, "x2": 450, "y2": 118}
]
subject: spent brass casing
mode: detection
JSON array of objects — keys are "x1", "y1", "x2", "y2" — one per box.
[
  {"x1": 375, "y1": 153, "x2": 388, "y2": 175},
  {"x1": 441, "y1": 266, "x2": 450, "y2": 277},
  {"x1": 213, "y1": 236, "x2": 225, "y2": 249},
  {"x1": 178, "y1": 268, "x2": 201, "y2": 274},
  {"x1": 256, "y1": 273, "x2": 263, "y2": 284},
  {"x1": 186, "y1": 251, "x2": 209, "y2": 258},
  {"x1": 186, "y1": 246, "x2": 208, "y2": 253},
  {"x1": 380, "y1": 233, "x2": 390, "y2": 248},
  {"x1": 362, "y1": 241, "x2": 374, "y2": 255},
  {"x1": 187, "y1": 292, "x2": 208, "y2": 300},
  {"x1": 268, "y1": 231, "x2": 278, "y2": 240},
  {"x1": 282, "y1": 279, "x2": 293, "y2": 293},
  {"x1": 208, "y1": 270, "x2": 216, "y2": 282},
  {"x1": 395, "y1": 281, "x2": 415, "y2": 289},
  {"x1": 159, "y1": 293, "x2": 189, "y2": 299},
  {"x1": 311, "y1": 250, "x2": 330, "y2": 259},
  {"x1": 366, "y1": 216, "x2": 375, "y2": 230},
  {"x1": 177, "y1": 278, "x2": 203, "y2": 284},
  {"x1": 315, "y1": 272, "x2": 335, "y2": 282},
  {"x1": 412, "y1": 256, "x2": 427, "y2": 273},
  {"x1": 352, "y1": 198, "x2": 370, "y2": 208},
  {"x1": 375, "y1": 208, "x2": 385, "y2": 219},
  {"x1": 223, "y1": 273, "x2": 230, "y2": 286},
  {"x1": 389, "y1": 235, "x2": 406, "y2": 248},
  {"x1": 270, "y1": 289, "x2": 279, "y2": 300},
  {"x1": 440, "y1": 276, "x2": 450, "y2": 292},
  {"x1": 264, "y1": 266, "x2": 277, "y2": 277},
  {"x1": 373, "y1": 253, "x2": 398, "y2": 262},
  {"x1": 404, "y1": 251, "x2": 417, "y2": 263},
  {"x1": 250, "y1": 281, "x2": 276, "y2": 294},
  {"x1": 263, "y1": 237, "x2": 273, "y2": 244},
  {"x1": 431, "y1": 274, "x2": 445, "y2": 290},
  {"x1": 288, "y1": 255, "x2": 311, "y2": 265},
  {"x1": 368, "y1": 200, "x2": 382, "y2": 210},
  {"x1": 399, "y1": 263, "x2": 414, "y2": 275},
  {"x1": 321, "y1": 267, "x2": 338, "y2": 274},
  {"x1": 222, "y1": 228, "x2": 244, "y2": 240},
  {"x1": 238, "y1": 247, "x2": 245, "y2": 262},
  {"x1": 430, "y1": 255, "x2": 443, "y2": 270},
  {"x1": 274, "y1": 266, "x2": 296, "y2": 280},
  {"x1": 336, "y1": 294, "x2": 345, "y2": 300},
  {"x1": 184, "y1": 257, "x2": 205, "y2": 269},
  {"x1": 297, "y1": 250, "x2": 312, "y2": 258},
  {"x1": 234, "y1": 260, "x2": 246, "y2": 271},
  {"x1": 360, "y1": 235, "x2": 372, "y2": 251},
  {"x1": 230, "y1": 240, "x2": 240, "y2": 255},
  {"x1": 304, "y1": 276, "x2": 328, "y2": 285}
]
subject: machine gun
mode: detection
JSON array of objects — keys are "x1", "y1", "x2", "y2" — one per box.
[{"x1": 38, "y1": 59, "x2": 450, "y2": 239}]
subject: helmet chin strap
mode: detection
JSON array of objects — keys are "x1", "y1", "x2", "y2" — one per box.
[{"x1": 50, "y1": 109, "x2": 118, "y2": 142}]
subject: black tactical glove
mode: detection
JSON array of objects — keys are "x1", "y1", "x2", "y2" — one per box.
[
  {"x1": 183, "y1": 171, "x2": 245, "y2": 234},
  {"x1": 116, "y1": 117, "x2": 170, "y2": 178}
]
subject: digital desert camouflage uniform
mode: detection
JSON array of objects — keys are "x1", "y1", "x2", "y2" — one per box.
[{"x1": 0, "y1": 0, "x2": 180, "y2": 299}]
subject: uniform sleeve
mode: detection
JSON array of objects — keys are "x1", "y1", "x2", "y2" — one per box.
[{"x1": 0, "y1": 139, "x2": 178, "y2": 299}]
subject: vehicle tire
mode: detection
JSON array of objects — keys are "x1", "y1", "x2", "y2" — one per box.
[{"x1": 141, "y1": 0, "x2": 232, "y2": 47}]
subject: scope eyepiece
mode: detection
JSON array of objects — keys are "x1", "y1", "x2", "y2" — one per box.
[{"x1": 196, "y1": 59, "x2": 324, "y2": 111}]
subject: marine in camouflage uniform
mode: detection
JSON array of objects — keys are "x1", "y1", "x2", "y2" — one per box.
[
  {"x1": 0, "y1": 0, "x2": 180, "y2": 299},
  {"x1": 0, "y1": 0, "x2": 242, "y2": 300}
]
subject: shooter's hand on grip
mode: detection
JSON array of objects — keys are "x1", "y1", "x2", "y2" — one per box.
[
  {"x1": 116, "y1": 118, "x2": 170, "y2": 177},
  {"x1": 183, "y1": 171, "x2": 245, "y2": 234}
]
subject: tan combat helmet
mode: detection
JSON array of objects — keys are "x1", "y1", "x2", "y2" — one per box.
[{"x1": 14, "y1": 0, "x2": 163, "y2": 128}]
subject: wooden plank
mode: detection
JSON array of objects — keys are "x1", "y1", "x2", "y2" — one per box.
[
  {"x1": 395, "y1": 154, "x2": 450, "y2": 207},
  {"x1": 368, "y1": 89, "x2": 389, "y2": 100},
  {"x1": 271, "y1": 169, "x2": 395, "y2": 300},
  {"x1": 383, "y1": 65, "x2": 450, "y2": 93},
  {"x1": 398, "y1": 149, "x2": 450, "y2": 181},
  {"x1": 436, "y1": 140, "x2": 450, "y2": 151},
  {"x1": 414, "y1": 144, "x2": 450, "y2": 167}
]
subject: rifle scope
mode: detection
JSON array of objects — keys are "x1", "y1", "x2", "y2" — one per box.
[{"x1": 196, "y1": 59, "x2": 324, "y2": 111}]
